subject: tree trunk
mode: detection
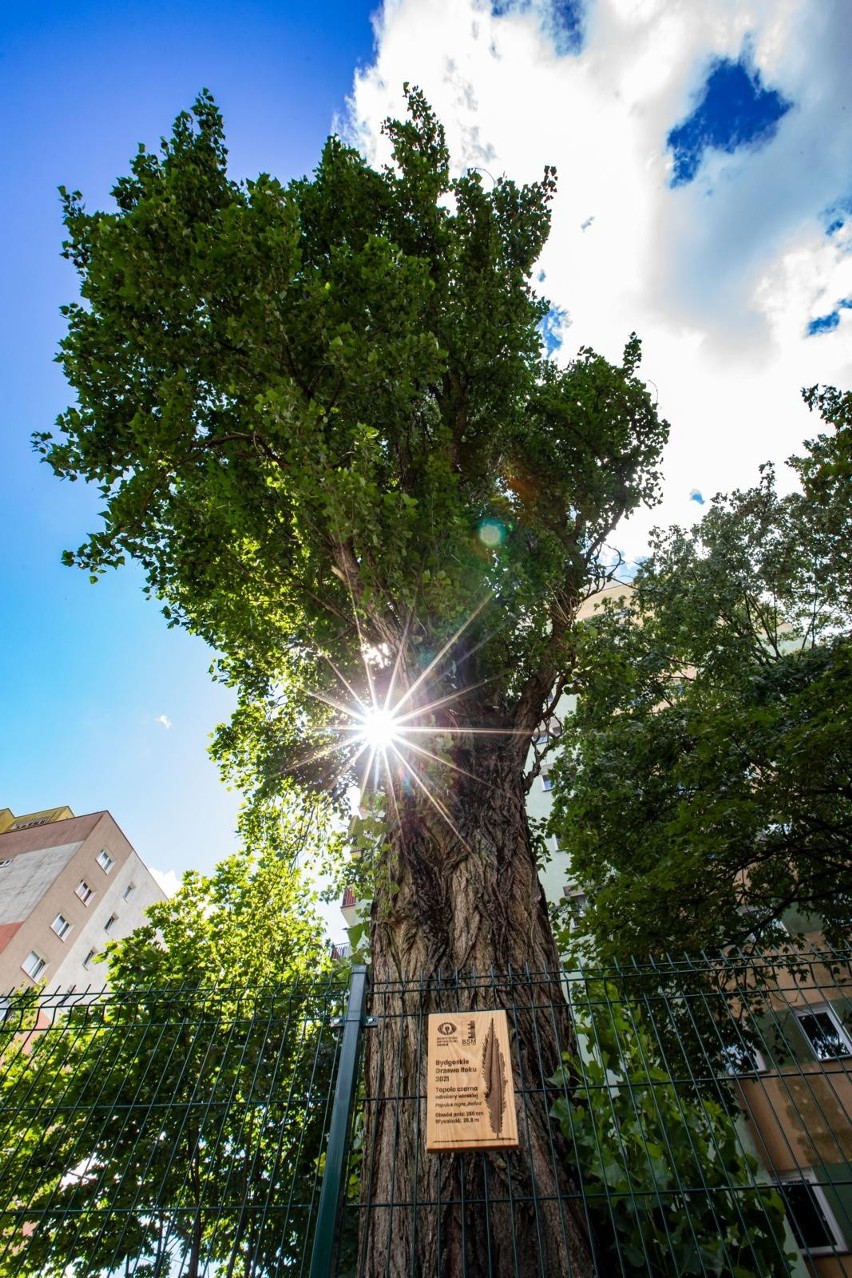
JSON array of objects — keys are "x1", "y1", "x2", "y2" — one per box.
[
  {"x1": 185, "y1": 1142, "x2": 204, "y2": 1278},
  {"x1": 358, "y1": 731, "x2": 593, "y2": 1277}
]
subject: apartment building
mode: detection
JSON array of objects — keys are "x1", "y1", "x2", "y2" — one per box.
[{"x1": 0, "y1": 805, "x2": 165, "y2": 993}]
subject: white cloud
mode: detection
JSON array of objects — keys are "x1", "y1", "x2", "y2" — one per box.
[
  {"x1": 152, "y1": 867, "x2": 181, "y2": 898},
  {"x1": 347, "y1": 0, "x2": 852, "y2": 563},
  {"x1": 155, "y1": 714, "x2": 172, "y2": 730}
]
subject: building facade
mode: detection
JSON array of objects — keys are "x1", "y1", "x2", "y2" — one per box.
[{"x1": 0, "y1": 806, "x2": 165, "y2": 993}]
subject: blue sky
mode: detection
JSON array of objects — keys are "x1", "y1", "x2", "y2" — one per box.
[
  {"x1": 666, "y1": 55, "x2": 791, "y2": 187},
  {"x1": 0, "y1": 0, "x2": 378, "y2": 905},
  {"x1": 2, "y1": 0, "x2": 850, "y2": 919}
]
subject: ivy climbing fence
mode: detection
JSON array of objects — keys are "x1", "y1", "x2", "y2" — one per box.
[{"x1": 1, "y1": 948, "x2": 850, "y2": 1277}]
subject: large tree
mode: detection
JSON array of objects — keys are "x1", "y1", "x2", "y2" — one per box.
[
  {"x1": 37, "y1": 89, "x2": 668, "y2": 1275},
  {"x1": 549, "y1": 388, "x2": 852, "y2": 960}
]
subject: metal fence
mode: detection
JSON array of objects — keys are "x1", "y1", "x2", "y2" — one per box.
[
  {"x1": 0, "y1": 978, "x2": 351, "y2": 1278},
  {"x1": 1, "y1": 949, "x2": 850, "y2": 1277}
]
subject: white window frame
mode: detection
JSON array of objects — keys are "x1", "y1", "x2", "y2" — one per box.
[
  {"x1": 82, "y1": 948, "x2": 97, "y2": 969},
  {"x1": 0, "y1": 858, "x2": 12, "y2": 869},
  {"x1": 104, "y1": 913, "x2": 118, "y2": 934},
  {"x1": 22, "y1": 951, "x2": 46, "y2": 980},
  {"x1": 51, "y1": 913, "x2": 72, "y2": 940},
  {"x1": 76, "y1": 880, "x2": 94, "y2": 905},
  {"x1": 778, "y1": 1172, "x2": 848, "y2": 1256},
  {"x1": 795, "y1": 1004, "x2": 852, "y2": 1061},
  {"x1": 96, "y1": 849, "x2": 114, "y2": 874},
  {"x1": 122, "y1": 881, "x2": 136, "y2": 902}
]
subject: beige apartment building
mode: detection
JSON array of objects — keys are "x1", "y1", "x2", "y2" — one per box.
[{"x1": 0, "y1": 805, "x2": 165, "y2": 994}]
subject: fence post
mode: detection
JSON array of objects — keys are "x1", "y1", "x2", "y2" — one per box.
[{"x1": 309, "y1": 964, "x2": 370, "y2": 1278}]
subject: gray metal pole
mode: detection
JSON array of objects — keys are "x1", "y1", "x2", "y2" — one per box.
[{"x1": 309, "y1": 964, "x2": 370, "y2": 1278}]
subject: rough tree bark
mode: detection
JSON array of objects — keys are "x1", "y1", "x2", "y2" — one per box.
[{"x1": 357, "y1": 686, "x2": 592, "y2": 1278}]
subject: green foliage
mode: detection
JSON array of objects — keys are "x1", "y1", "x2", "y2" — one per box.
[
  {"x1": 797, "y1": 384, "x2": 852, "y2": 617},
  {"x1": 550, "y1": 982, "x2": 792, "y2": 1276},
  {"x1": 37, "y1": 88, "x2": 668, "y2": 830},
  {"x1": 549, "y1": 390, "x2": 852, "y2": 957},
  {"x1": 106, "y1": 834, "x2": 332, "y2": 989},
  {"x1": 0, "y1": 847, "x2": 336, "y2": 1278}
]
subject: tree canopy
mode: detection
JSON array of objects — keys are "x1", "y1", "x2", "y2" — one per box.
[
  {"x1": 37, "y1": 87, "x2": 667, "y2": 819},
  {"x1": 106, "y1": 839, "x2": 331, "y2": 988},
  {"x1": 549, "y1": 387, "x2": 852, "y2": 959}
]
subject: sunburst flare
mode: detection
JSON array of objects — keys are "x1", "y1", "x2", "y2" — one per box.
[{"x1": 300, "y1": 596, "x2": 533, "y2": 848}]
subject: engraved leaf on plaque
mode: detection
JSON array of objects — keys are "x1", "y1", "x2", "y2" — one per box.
[{"x1": 481, "y1": 1017, "x2": 507, "y2": 1135}]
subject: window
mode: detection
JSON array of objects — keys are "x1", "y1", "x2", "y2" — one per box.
[
  {"x1": 541, "y1": 772, "x2": 554, "y2": 792},
  {"x1": 96, "y1": 849, "x2": 114, "y2": 874},
  {"x1": 735, "y1": 904, "x2": 788, "y2": 946},
  {"x1": 568, "y1": 893, "x2": 588, "y2": 931},
  {"x1": 76, "y1": 880, "x2": 94, "y2": 905},
  {"x1": 11, "y1": 818, "x2": 47, "y2": 830},
  {"x1": 779, "y1": 1175, "x2": 847, "y2": 1254},
  {"x1": 122, "y1": 881, "x2": 136, "y2": 902},
  {"x1": 721, "y1": 1042, "x2": 767, "y2": 1075},
  {"x1": 22, "y1": 951, "x2": 46, "y2": 979},
  {"x1": 82, "y1": 949, "x2": 97, "y2": 969},
  {"x1": 104, "y1": 913, "x2": 118, "y2": 933},
  {"x1": 796, "y1": 1006, "x2": 852, "y2": 1061},
  {"x1": 0, "y1": 858, "x2": 12, "y2": 869},
  {"x1": 51, "y1": 913, "x2": 72, "y2": 940}
]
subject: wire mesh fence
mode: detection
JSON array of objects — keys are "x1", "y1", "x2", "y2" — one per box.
[
  {"x1": 0, "y1": 977, "x2": 351, "y2": 1278},
  {"x1": 343, "y1": 948, "x2": 852, "y2": 1277},
  {"x1": 1, "y1": 948, "x2": 850, "y2": 1277}
]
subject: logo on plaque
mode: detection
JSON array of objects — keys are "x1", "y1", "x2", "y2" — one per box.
[{"x1": 426, "y1": 1009, "x2": 519, "y2": 1152}]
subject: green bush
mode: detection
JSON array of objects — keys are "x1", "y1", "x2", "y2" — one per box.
[{"x1": 551, "y1": 982, "x2": 793, "y2": 1276}]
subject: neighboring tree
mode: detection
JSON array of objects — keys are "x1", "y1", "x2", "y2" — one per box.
[
  {"x1": 107, "y1": 838, "x2": 331, "y2": 989},
  {"x1": 550, "y1": 982, "x2": 791, "y2": 1276},
  {"x1": 0, "y1": 847, "x2": 337, "y2": 1278},
  {"x1": 796, "y1": 384, "x2": 852, "y2": 615},
  {"x1": 549, "y1": 388, "x2": 852, "y2": 960},
  {"x1": 36, "y1": 89, "x2": 668, "y2": 1274}
]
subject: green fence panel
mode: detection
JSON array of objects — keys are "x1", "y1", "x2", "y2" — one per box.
[
  {"x1": 0, "y1": 978, "x2": 350, "y2": 1277},
  {"x1": 2, "y1": 948, "x2": 850, "y2": 1276}
]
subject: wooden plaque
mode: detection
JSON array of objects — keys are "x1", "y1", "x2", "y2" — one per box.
[{"x1": 426, "y1": 1009, "x2": 519, "y2": 1152}]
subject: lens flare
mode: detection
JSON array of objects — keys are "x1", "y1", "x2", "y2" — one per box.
[
  {"x1": 299, "y1": 593, "x2": 530, "y2": 848},
  {"x1": 477, "y1": 518, "x2": 505, "y2": 548},
  {"x1": 357, "y1": 706, "x2": 399, "y2": 751}
]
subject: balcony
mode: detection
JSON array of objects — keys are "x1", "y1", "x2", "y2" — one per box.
[{"x1": 340, "y1": 885, "x2": 360, "y2": 929}]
